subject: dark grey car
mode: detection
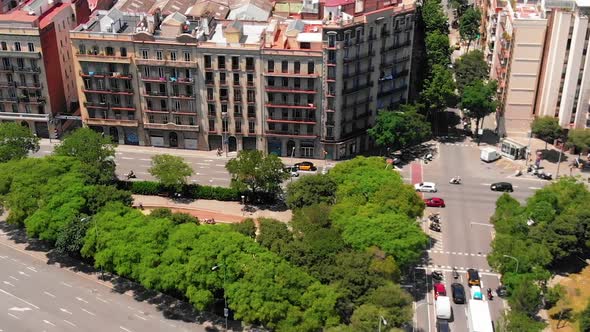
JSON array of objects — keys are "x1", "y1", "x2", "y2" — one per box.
[{"x1": 490, "y1": 182, "x2": 513, "y2": 192}]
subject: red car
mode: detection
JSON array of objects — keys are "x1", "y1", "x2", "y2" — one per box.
[
  {"x1": 424, "y1": 197, "x2": 445, "y2": 207},
  {"x1": 434, "y1": 283, "x2": 447, "y2": 299}
]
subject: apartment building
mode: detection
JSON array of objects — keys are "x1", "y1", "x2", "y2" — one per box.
[
  {"x1": 485, "y1": 0, "x2": 547, "y2": 137},
  {"x1": 0, "y1": 0, "x2": 89, "y2": 138},
  {"x1": 71, "y1": 0, "x2": 416, "y2": 159}
]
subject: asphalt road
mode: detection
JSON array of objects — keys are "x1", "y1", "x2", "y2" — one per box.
[{"x1": 406, "y1": 138, "x2": 550, "y2": 332}]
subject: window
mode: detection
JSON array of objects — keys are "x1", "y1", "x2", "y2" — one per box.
[
  {"x1": 267, "y1": 60, "x2": 274, "y2": 72},
  {"x1": 160, "y1": 99, "x2": 167, "y2": 109},
  {"x1": 247, "y1": 74, "x2": 253, "y2": 85},
  {"x1": 1, "y1": 42, "x2": 6, "y2": 50},
  {"x1": 281, "y1": 60, "x2": 288, "y2": 72},
  {"x1": 218, "y1": 56, "x2": 225, "y2": 69},
  {"x1": 246, "y1": 57, "x2": 254, "y2": 70},
  {"x1": 300, "y1": 42, "x2": 310, "y2": 49},
  {"x1": 247, "y1": 90, "x2": 255, "y2": 103},
  {"x1": 204, "y1": 55, "x2": 212, "y2": 68},
  {"x1": 175, "y1": 115, "x2": 181, "y2": 125},
  {"x1": 170, "y1": 51, "x2": 177, "y2": 61},
  {"x1": 234, "y1": 104, "x2": 242, "y2": 115},
  {"x1": 16, "y1": 58, "x2": 23, "y2": 69},
  {"x1": 220, "y1": 72, "x2": 226, "y2": 85},
  {"x1": 222, "y1": 117, "x2": 229, "y2": 132},
  {"x1": 120, "y1": 47, "x2": 127, "y2": 56},
  {"x1": 105, "y1": 47, "x2": 114, "y2": 56},
  {"x1": 233, "y1": 73, "x2": 240, "y2": 85},
  {"x1": 174, "y1": 100, "x2": 181, "y2": 110},
  {"x1": 235, "y1": 119, "x2": 242, "y2": 132},
  {"x1": 189, "y1": 117, "x2": 195, "y2": 125},
  {"x1": 294, "y1": 61, "x2": 300, "y2": 73},
  {"x1": 232, "y1": 56, "x2": 239, "y2": 70},
  {"x1": 28, "y1": 43, "x2": 34, "y2": 52},
  {"x1": 14, "y1": 42, "x2": 21, "y2": 51},
  {"x1": 221, "y1": 104, "x2": 228, "y2": 114},
  {"x1": 282, "y1": 77, "x2": 288, "y2": 87},
  {"x1": 207, "y1": 88, "x2": 214, "y2": 100},
  {"x1": 184, "y1": 51, "x2": 191, "y2": 62},
  {"x1": 247, "y1": 105, "x2": 256, "y2": 117},
  {"x1": 205, "y1": 71, "x2": 213, "y2": 84},
  {"x1": 208, "y1": 104, "x2": 216, "y2": 116},
  {"x1": 209, "y1": 119, "x2": 216, "y2": 131},
  {"x1": 234, "y1": 89, "x2": 241, "y2": 101},
  {"x1": 156, "y1": 51, "x2": 163, "y2": 60},
  {"x1": 220, "y1": 88, "x2": 228, "y2": 100},
  {"x1": 307, "y1": 61, "x2": 315, "y2": 74},
  {"x1": 143, "y1": 67, "x2": 150, "y2": 77},
  {"x1": 248, "y1": 120, "x2": 255, "y2": 133},
  {"x1": 141, "y1": 49, "x2": 148, "y2": 59},
  {"x1": 268, "y1": 77, "x2": 274, "y2": 86},
  {"x1": 294, "y1": 78, "x2": 300, "y2": 88}
]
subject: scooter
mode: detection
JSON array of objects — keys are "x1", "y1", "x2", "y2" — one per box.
[
  {"x1": 126, "y1": 171, "x2": 136, "y2": 180},
  {"x1": 432, "y1": 270, "x2": 443, "y2": 280},
  {"x1": 449, "y1": 177, "x2": 462, "y2": 184},
  {"x1": 452, "y1": 267, "x2": 459, "y2": 279},
  {"x1": 429, "y1": 222, "x2": 441, "y2": 232},
  {"x1": 428, "y1": 213, "x2": 441, "y2": 222},
  {"x1": 537, "y1": 172, "x2": 553, "y2": 180},
  {"x1": 487, "y1": 288, "x2": 493, "y2": 300}
]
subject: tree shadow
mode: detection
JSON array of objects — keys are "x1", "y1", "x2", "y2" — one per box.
[
  {"x1": 538, "y1": 149, "x2": 569, "y2": 164},
  {"x1": 476, "y1": 129, "x2": 500, "y2": 146}
]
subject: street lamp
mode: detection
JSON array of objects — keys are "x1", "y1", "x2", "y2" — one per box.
[
  {"x1": 503, "y1": 254, "x2": 519, "y2": 274},
  {"x1": 290, "y1": 146, "x2": 296, "y2": 164},
  {"x1": 378, "y1": 315, "x2": 387, "y2": 332},
  {"x1": 221, "y1": 111, "x2": 228, "y2": 157},
  {"x1": 211, "y1": 263, "x2": 228, "y2": 330}
]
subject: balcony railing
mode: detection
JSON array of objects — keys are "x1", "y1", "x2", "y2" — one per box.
[
  {"x1": 14, "y1": 66, "x2": 41, "y2": 73},
  {"x1": 265, "y1": 130, "x2": 317, "y2": 138},
  {"x1": 143, "y1": 122, "x2": 200, "y2": 131},
  {"x1": 82, "y1": 87, "x2": 133, "y2": 95},
  {"x1": 0, "y1": 50, "x2": 41, "y2": 59},
  {"x1": 265, "y1": 103, "x2": 316, "y2": 109},
  {"x1": 16, "y1": 82, "x2": 41, "y2": 89},
  {"x1": 84, "y1": 101, "x2": 109, "y2": 109},
  {"x1": 377, "y1": 85, "x2": 408, "y2": 97},
  {"x1": 82, "y1": 71, "x2": 132, "y2": 79},
  {"x1": 263, "y1": 71, "x2": 319, "y2": 78},
  {"x1": 0, "y1": 111, "x2": 48, "y2": 121},
  {"x1": 144, "y1": 91, "x2": 168, "y2": 97},
  {"x1": 86, "y1": 117, "x2": 138, "y2": 127},
  {"x1": 266, "y1": 117, "x2": 317, "y2": 124},
  {"x1": 342, "y1": 82, "x2": 373, "y2": 95},
  {"x1": 170, "y1": 93, "x2": 194, "y2": 99},
  {"x1": 111, "y1": 105, "x2": 136, "y2": 111},
  {"x1": 141, "y1": 76, "x2": 167, "y2": 82},
  {"x1": 265, "y1": 86, "x2": 316, "y2": 94}
]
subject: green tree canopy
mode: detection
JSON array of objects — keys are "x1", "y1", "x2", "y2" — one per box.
[
  {"x1": 454, "y1": 50, "x2": 489, "y2": 93},
  {"x1": 0, "y1": 122, "x2": 40, "y2": 163},
  {"x1": 421, "y1": 0, "x2": 448, "y2": 34},
  {"x1": 286, "y1": 174, "x2": 337, "y2": 209},
  {"x1": 421, "y1": 64, "x2": 457, "y2": 114},
  {"x1": 459, "y1": 7, "x2": 481, "y2": 50},
  {"x1": 54, "y1": 128, "x2": 116, "y2": 183},
  {"x1": 148, "y1": 154, "x2": 194, "y2": 191},
  {"x1": 226, "y1": 150, "x2": 289, "y2": 198},
  {"x1": 531, "y1": 116, "x2": 563, "y2": 149},
  {"x1": 461, "y1": 79, "x2": 498, "y2": 139},
  {"x1": 367, "y1": 105, "x2": 431, "y2": 151},
  {"x1": 425, "y1": 30, "x2": 451, "y2": 67},
  {"x1": 567, "y1": 128, "x2": 590, "y2": 153},
  {"x1": 580, "y1": 300, "x2": 590, "y2": 332}
]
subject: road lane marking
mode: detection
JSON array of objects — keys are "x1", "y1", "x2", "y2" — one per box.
[
  {"x1": 204, "y1": 160, "x2": 213, "y2": 162},
  {"x1": 529, "y1": 186, "x2": 541, "y2": 190},
  {"x1": 215, "y1": 164, "x2": 225, "y2": 167},
  {"x1": 60, "y1": 282, "x2": 73, "y2": 288},
  {"x1": 18, "y1": 271, "x2": 30, "y2": 277},
  {"x1": 96, "y1": 297, "x2": 108, "y2": 303},
  {"x1": 134, "y1": 314, "x2": 148, "y2": 320},
  {"x1": 8, "y1": 276, "x2": 18, "y2": 281},
  {"x1": 60, "y1": 308, "x2": 72, "y2": 314},
  {"x1": 121, "y1": 157, "x2": 134, "y2": 160},
  {"x1": 76, "y1": 297, "x2": 89, "y2": 304},
  {"x1": 43, "y1": 291, "x2": 55, "y2": 298},
  {"x1": 10, "y1": 258, "x2": 18, "y2": 262},
  {"x1": 81, "y1": 308, "x2": 96, "y2": 316},
  {"x1": 120, "y1": 326, "x2": 134, "y2": 332},
  {"x1": 9, "y1": 307, "x2": 31, "y2": 312},
  {"x1": 139, "y1": 159, "x2": 151, "y2": 161},
  {"x1": 0, "y1": 288, "x2": 39, "y2": 309},
  {"x1": 195, "y1": 162, "x2": 210, "y2": 166},
  {"x1": 7, "y1": 313, "x2": 20, "y2": 319},
  {"x1": 43, "y1": 319, "x2": 56, "y2": 326},
  {"x1": 64, "y1": 319, "x2": 76, "y2": 327},
  {"x1": 26, "y1": 266, "x2": 37, "y2": 272}
]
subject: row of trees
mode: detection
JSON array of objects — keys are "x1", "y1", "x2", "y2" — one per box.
[{"x1": 487, "y1": 178, "x2": 590, "y2": 330}]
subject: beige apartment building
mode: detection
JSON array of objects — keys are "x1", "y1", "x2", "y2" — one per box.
[{"x1": 71, "y1": 0, "x2": 415, "y2": 160}]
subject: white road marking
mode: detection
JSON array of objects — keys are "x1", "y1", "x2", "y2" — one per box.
[
  {"x1": 60, "y1": 308, "x2": 72, "y2": 315},
  {"x1": 76, "y1": 297, "x2": 89, "y2": 304},
  {"x1": 134, "y1": 314, "x2": 148, "y2": 320},
  {"x1": 60, "y1": 282, "x2": 72, "y2": 288},
  {"x1": 8, "y1": 307, "x2": 31, "y2": 312},
  {"x1": 64, "y1": 319, "x2": 77, "y2": 327},
  {"x1": 96, "y1": 297, "x2": 108, "y2": 303},
  {"x1": 43, "y1": 291, "x2": 55, "y2": 298},
  {"x1": 26, "y1": 266, "x2": 36, "y2": 272},
  {"x1": 215, "y1": 164, "x2": 225, "y2": 167},
  {"x1": 7, "y1": 313, "x2": 20, "y2": 320},
  {"x1": 195, "y1": 162, "x2": 210, "y2": 166},
  {"x1": 43, "y1": 319, "x2": 56, "y2": 326},
  {"x1": 127, "y1": 306, "x2": 136, "y2": 311},
  {"x1": 0, "y1": 288, "x2": 39, "y2": 309},
  {"x1": 18, "y1": 271, "x2": 30, "y2": 277},
  {"x1": 139, "y1": 159, "x2": 151, "y2": 161},
  {"x1": 529, "y1": 186, "x2": 541, "y2": 190},
  {"x1": 120, "y1": 326, "x2": 134, "y2": 332},
  {"x1": 81, "y1": 308, "x2": 96, "y2": 316},
  {"x1": 9, "y1": 276, "x2": 18, "y2": 281},
  {"x1": 481, "y1": 183, "x2": 491, "y2": 186},
  {"x1": 10, "y1": 258, "x2": 18, "y2": 262},
  {"x1": 121, "y1": 157, "x2": 134, "y2": 160},
  {"x1": 204, "y1": 160, "x2": 213, "y2": 162}
]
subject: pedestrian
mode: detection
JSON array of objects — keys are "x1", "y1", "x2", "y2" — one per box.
[{"x1": 139, "y1": 203, "x2": 144, "y2": 210}]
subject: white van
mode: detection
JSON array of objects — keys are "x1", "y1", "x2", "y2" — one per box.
[
  {"x1": 480, "y1": 148, "x2": 500, "y2": 162},
  {"x1": 435, "y1": 296, "x2": 452, "y2": 320}
]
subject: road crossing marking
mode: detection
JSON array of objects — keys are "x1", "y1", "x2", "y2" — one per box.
[
  {"x1": 43, "y1": 291, "x2": 55, "y2": 298},
  {"x1": 81, "y1": 308, "x2": 96, "y2": 316},
  {"x1": 121, "y1": 157, "x2": 134, "y2": 160},
  {"x1": 43, "y1": 319, "x2": 56, "y2": 326},
  {"x1": 529, "y1": 186, "x2": 541, "y2": 190},
  {"x1": 64, "y1": 319, "x2": 76, "y2": 327},
  {"x1": 428, "y1": 250, "x2": 487, "y2": 257},
  {"x1": 120, "y1": 326, "x2": 134, "y2": 332},
  {"x1": 7, "y1": 313, "x2": 19, "y2": 320}
]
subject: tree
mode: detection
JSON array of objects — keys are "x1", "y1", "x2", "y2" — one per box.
[
  {"x1": 454, "y1": 50, "x2": 489, "y2": 93},
  {"x1": 496, "y1": 311, "x2": 546, "y2": 332},
  {"x1": 461, "y1": 80, "x2": 498, "y2": 141},
  {"x1": 257, "y1": 218, "x2": 293, "y2": 254},
  {"x1": 580, "y1": 300, "x2": 590, "y2": 332},
  {"x1": 421, "y1": 0, "x2": 448, "y2": 34},
  {"x1": 421, "y1": 64, "x2": 457, "y2": 114},
  {"x1": 459, "y1": 7, "x2": 481, "y2": 51},
  {"x1": 367, "y1": 105, "x2": 431, "y2": 150},
  {"x1": 148, "y1": 154, "x2": 193, "y2": 191},
  {"x1": 425, "y1": 30, "x2": 451, "y2": 67},
  {"x1": 54, "y1": 216, "x2": 90, "y2": 258},
  {"x1": 509, "y1": 278, "x2": 542, "y2": 316},
  {"x1": 286, "y1": 174, "x2": 337, "y2": 209},
  {"x1": 230, "y1": 218, "x2": 257, "y2": 239},
  {"x1": 54, "y1": 128, "x2": 116, "y2": 183},
  {"x1": 365, "y1": 283, "x2": 413, "y2": 326},
  {"x1": 531, "y1": 116, "x2": 563, "y2": 149},
  {"x1": 448, "y1": 0, "x2": 468, "y2": 15},
  {"x1": 567, "y1": 128, "x2": 590, "y2": 154},
  {"x1": 0, "y1": 122, "x2": 40, "y2": 163},
  {"x1": 226, "y1": 150, "x2": 289, "y2": 199}
]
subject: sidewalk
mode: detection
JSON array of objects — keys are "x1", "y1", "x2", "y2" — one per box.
[{"x1": 133, "y1": 195, "x2": 293, "y2": 223}]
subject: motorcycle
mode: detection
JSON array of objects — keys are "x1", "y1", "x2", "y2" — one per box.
[
  {"x1": 487, "y1": 288, "x2": 493, "y2": 300},
  {"x1": 429, "y1": 222, "x2": 441, "y2": 232},
  {"x1": 428, "y1": 213, "x2": 441, "y2": 222},
  {"x1": 432, "y1": 270, "x2": 443, "y2": 280},
  {"x1": 204, "y1": 218, "x2": 216, "y2": 224},
  {"x1": 126, "y1": 171, "x2": 136, "y2": 180},
  {"x1": 452, "y1": 267, "x2": 459, "y2": 279},
  {"x1": 537, "y1": 171, "x2": 553, "y2": 180},
  {"x1": 449, "y1": 177, "x2": 462, "y2": 184}
]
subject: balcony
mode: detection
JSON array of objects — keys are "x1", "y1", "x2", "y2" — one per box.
[
  {"x1": 0, "y1": 96, "x2": 17, "y2": 103},
  {"x1": 111, "y1": 105, "x2": 136, "y2": 111},
  {"x1": 134, "y1": 58, "x2": 193, "y2": 68},
  {"x1": 0, "y1": 111, "x2": 48, "y2": 121},
  {"x1": 141, "y1": 76, "x2": 167, "y2": 82},
  {"x1": 266, "y1": 117, "x2": 317, "y2": 124},
  {"x1": 385, "y1": 40, "x2": 412, "y2": 52},
  {"x1": 143, "y1": 122, "x2": 200, "y2": 131},
  {"x1": 378, "y1": 85, "x2": 408, "y2": 97},
  {"x1": 82, "y1": 87, "x2": 133, "y2": 95},
  {"x1": 84, "y1": 101, "x2": 109, "y2": 109},
  {"x1": 0, "y1": 50, "x2": 41, "y2": 59},
  {"x1": 14, "y1": 66, "x2": 41, "y2": 73},
  {"x1": 265, "y1": 103, "x2": 316, "y2": 109},
  {"x1": 81, "y1": 71, "x2": 132, "y2": 79},
  {"x1": 109, "y1": 88, "x2": 133, "y2": 95},
  {"x1": 343, "y1": 51, "x2": 376, "y2": 63},
  {"x1": 16, "y1": 82, "x2": 41, "y2": 89},
  {"x1": 170, "y1": 93, "x2": 194, "y2": 99},
  {"x1": 144, "y1": 109, "x2": 170, "y2": 114},
  {"x1": 144, "y1": 91, "x2": 168, "y2": 98},
  {"x1": 263, "y1": 71, "x2": 319, "y2": 78},
  {"x1": 174, "y1": 77, "x2": 193, "y2": 84},
  {"x1": 265, "y1": 86, "x2": 316, "y2": 94},
  {"x1": 265, "y1": 130, "x2": 317, "y2": 138},
  {"x1": 342, "y1": 82, "x2": 373, "y2": 95},
  {"x1": 86, "y1": 117, "x2": 138, "y2": 127},
  {"x1": 76, "y1": 52, "x2": 131, "y2": 63}
]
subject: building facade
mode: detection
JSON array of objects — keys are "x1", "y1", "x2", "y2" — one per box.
[
  {"x1": 71, "y1": 0, "x2": 416, "y2": 160},
  {"x1": 0, "y1": 0, "x2": 89, "y2": 137}
]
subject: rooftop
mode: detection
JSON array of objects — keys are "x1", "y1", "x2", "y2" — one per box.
[{"x1": 0, "y1": 0, "x2": 72, "y2": 26}]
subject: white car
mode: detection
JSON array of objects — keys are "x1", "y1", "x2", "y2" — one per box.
[{"x1": 414, "y1": 182, "x2": 437, "y2": 192}]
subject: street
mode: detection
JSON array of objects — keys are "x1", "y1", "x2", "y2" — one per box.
[
  {"x1": 401, "y1": 137, "x2": 549, "y2": 332},
  {"x1": 0, "y1": 225, "x2": 207, "y2": 332}
]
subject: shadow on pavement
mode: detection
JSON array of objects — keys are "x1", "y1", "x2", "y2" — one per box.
[
  {"x1": 0, "y1": 221, "x2": 238, "y2": 331},
  {"x1": 538, "y1": 148, "x2": 569, "y2": 164}
]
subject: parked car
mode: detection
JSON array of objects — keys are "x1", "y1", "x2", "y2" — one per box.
[
  {"x1": 471, "y1": 285, "x2": 483, "y2": 300},
  {"x1": 414, "y1": 182, "x2": 437, "y2": 192},
  {"x1": 467, "y1": 268, "x2": 481, "y2": 287},
  {"x1": 284, "y1": 166, "x2": 299, "y2": 177},
  {"x1": 451, "y1": 283, "x2": 466, "y2": 304},
  {"x1": 295, "y1": 161, "x2": 317, "y2": 171},
  {"x1": 436, "y1": 319, "x2": 450, "y2": 332},
  {"x1": 496, "y1": 285, "x2": 508, "y2": 297},
  {"x1": 424, "y1": 197, "x2": 446, "y2": 207},
  {"x1": 434, "y1": 283, "x2": 447, "y2": 299},
  {"x1": 490, "y1": 182, "x2": 513, "y2": 192}
]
